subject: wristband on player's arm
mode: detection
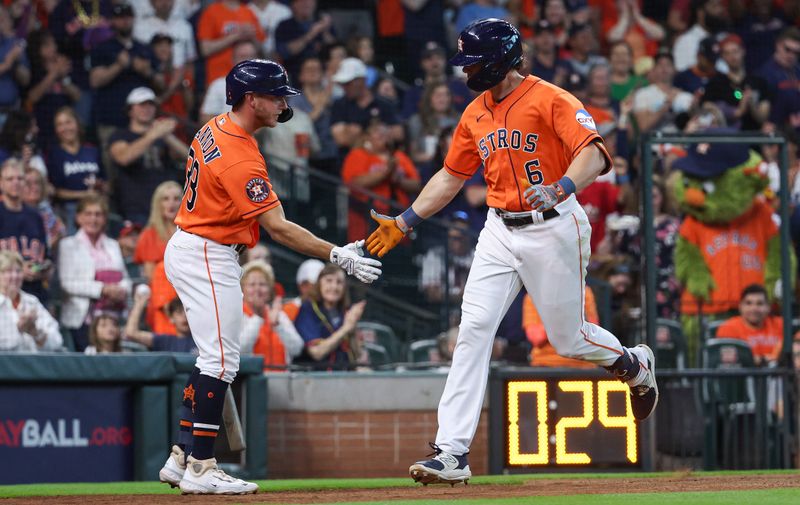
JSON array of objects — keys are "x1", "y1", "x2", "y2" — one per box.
[
  {"x1": 557, "y1": 176, "x2": 576, "y2": 195},
  {"x1": 397, "y1": 207, "x2": 423, "y2": 233}
]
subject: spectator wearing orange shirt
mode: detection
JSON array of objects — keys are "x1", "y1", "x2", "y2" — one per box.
[
  {"x1": 341, "y1": 118, "x2": 421, "y2": 243},
  {"x1": 716, "y1": 284, "x2": 784, "y2": 365},
  {"x1": 134, "y1": 180, "x2": 181, "y2": 280},
  {"x1": 524, "y1": 285, "x2": 599, "y2": 368},
  {"x1": 240, "y1": 261, "x2": 303, "y2": 370},
  {"x1": 604, "y1": 0, "x2": 664, "y2": 64},
  {"x1": 196, "y1": 0, "x2": 264, "y2": 86},
  {"x1": 147, "y1": 261, "x2": 178, "y2": 335}
]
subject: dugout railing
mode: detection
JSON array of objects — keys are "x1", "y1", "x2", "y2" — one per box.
[{"x1": 654, "y1": 368, "x2": 797, "y2": 471}]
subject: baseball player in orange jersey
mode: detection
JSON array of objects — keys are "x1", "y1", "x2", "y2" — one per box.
[
  {"x1": 367, "y1": 19, "x2": 658, "y2": 485},
  {"x1": 157, "y1": 59, "x2": 381, "y2": 495}
]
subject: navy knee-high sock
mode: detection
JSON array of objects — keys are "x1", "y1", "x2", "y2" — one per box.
[
  {"x1": 177, "y1": 367, "x2": 201, "y2": 455},
  {"x1": 190, "y1": 373, "x2": 229, "y2": 460}
]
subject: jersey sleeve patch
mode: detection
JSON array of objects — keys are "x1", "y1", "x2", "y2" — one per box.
[
  {"x1": 245, "y1": 177, "x2": 270, "y2": 203},
  {"x1": 575, "y1": 109, "x2": 597, "y2": 131}
]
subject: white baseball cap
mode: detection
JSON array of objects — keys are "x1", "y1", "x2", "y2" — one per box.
[
  {"x1": 126, "y1": 87, "x2": 157, "y2": 105},
  {"x1": 332, "y1": 58, "x2": 367, "y2": 84},
  {"x1": 296, "y1": 259, "x2": 325, "y2": 286}
]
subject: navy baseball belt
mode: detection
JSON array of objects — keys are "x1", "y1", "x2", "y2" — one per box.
[{"x1": 495, "y1": 208, "x2": 559, "y2": 227}]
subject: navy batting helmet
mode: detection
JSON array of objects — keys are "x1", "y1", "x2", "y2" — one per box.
[
  {"x1": 226, "y1": 59, "x2": 300, "y2": 122},
  {"x1": 450, "y1": 18, "x2": 523, "y2": 92}
]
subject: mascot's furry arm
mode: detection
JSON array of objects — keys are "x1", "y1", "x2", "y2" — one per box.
[
  {"x1": 765, "y1": 235, "x2": 797, "y2": 300},
  {"x1": 675, "y1": 236, "x2": 715, "y2": 300}
]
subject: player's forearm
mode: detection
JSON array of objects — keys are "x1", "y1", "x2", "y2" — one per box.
[
  {"x1": 408, "y1": 168, "x2": 465, "y2": 219},
  {"x1": 563, "y1": 144, "x2": 608, "y2": 192},
  {"x1": 261, "y1": 214, "x2": 334, "y2": 260}
]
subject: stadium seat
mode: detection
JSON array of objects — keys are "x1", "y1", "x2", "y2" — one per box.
[
  {"x1": 361, "y1": 341, "x2": 392, "y2": 368},
  {"x1": 703, "y1": 338, "x2": 756, "y2": 370},
  {"x1": 703, "y1": 319, "x2": 726, "y2": 342},
  {"x1": 655, "y1": 318, "x2": 687, "y2": 369},
  {"x1": 701, "y1": 338, "x2": 764, "y2": 469},
  {"x1": 407, "y1": 339, "x2": 441, "y2": 363},
  {"x1": 356, "y1": 322, "x2": 402, "y2": 363}
]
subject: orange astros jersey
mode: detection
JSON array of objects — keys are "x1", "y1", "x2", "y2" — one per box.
[
  {"x1": 174, "y1": 113, "x2": 281, "y2": 247},
  {"x1": 445, "y1": 75, "x2": 612, "y2": 212}
]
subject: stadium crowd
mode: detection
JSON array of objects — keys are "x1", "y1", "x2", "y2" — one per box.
[{"x1": 0, "y1": 0, "x2": 799, "y2": 372}]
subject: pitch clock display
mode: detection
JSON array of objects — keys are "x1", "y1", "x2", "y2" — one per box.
[{"x1": 490, "y1": 371, "x2": 642, "y2": 471}]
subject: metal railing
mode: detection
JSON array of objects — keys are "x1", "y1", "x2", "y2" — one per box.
[{"x1": 655, "y1": 368, "x2": 797, "y2": 470}]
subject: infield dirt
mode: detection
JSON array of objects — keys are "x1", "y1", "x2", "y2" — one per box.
[{"x1": 3, "y1": 473, "x2": 799, "y2": 504}]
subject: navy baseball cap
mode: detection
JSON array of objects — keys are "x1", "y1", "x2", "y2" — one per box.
[
  {"x1": 698, "y1": 37, "x2": 720, "y2": 62},
  {"x1": 672, "y1": 128, "x2": 750, "y2": 179},
  {"x1": 111, "y1": 3, "x2": 134, "y2": 17}
]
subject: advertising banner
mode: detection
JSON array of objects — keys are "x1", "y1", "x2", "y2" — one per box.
[{"x1": 0, "y1": 385, "x2": 133, "y2": 484}]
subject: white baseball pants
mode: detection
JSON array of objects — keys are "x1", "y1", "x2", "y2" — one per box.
[
  {"x1": 164, "y1": 229, "x2": 243, "y2": 383},
  {"x1": 436, "y1": 196, "x2": 626, "y2": 455}
]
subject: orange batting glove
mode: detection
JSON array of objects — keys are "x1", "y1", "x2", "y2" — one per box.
[{"x1": 366, "y1": 210, "x2": 408, "y2": 258}]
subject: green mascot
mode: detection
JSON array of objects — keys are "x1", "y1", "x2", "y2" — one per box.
[{"x1": 672, "y1": 134, "x2": 794, "y2": 364}]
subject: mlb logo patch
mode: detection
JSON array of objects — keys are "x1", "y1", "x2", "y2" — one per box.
[
  {"x1": 575, "y1": 109, "x2": 597, "y2": 131},
  {"x1": 246, "y1": 177, "x2": 270, "y2": 203}
]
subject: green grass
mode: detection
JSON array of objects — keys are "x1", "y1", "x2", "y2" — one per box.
[{"x1": 0, "y1": 470, "x2": 797, "y2": 499}]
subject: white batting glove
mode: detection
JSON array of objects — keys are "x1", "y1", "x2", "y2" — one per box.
[{"x1": 330, "y1": 240, "x2": 383, "y2": 284}]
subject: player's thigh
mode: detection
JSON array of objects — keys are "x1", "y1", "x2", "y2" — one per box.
[
  {"x1": 460, "y1": 218, "x2": 522, "y2": 335},
  {"x1": 165, "y1": 238, "x2": 244, "y2": 349},
  {"x1": 519, "y1": 213, "x2": 592, "y2": 349}
]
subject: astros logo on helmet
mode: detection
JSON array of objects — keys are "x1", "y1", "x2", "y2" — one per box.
[
  {"x1": 449, "y1": 18, "x2": 523, "y2": 91},
  {"x1": 225, "y1": 59, "x2": 300, "y2": 123}
]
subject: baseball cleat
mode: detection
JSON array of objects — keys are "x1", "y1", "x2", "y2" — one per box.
[
  {"x1": 628, "y1": 344, "x2": 658, "y2": 420},
  {"x1": 179, "y1": 456, "x2": 258, "y2": 495},
  {"x1": 409, "y1": 443, "x2": 471, "y2": 485},
  {"x1": 159, "y1": 445, "x2": 186, "y2": 488}
]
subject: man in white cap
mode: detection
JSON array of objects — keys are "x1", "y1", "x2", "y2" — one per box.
[
  {"x1": 283, "y1": 258, "x2": 325, "y2": 321},
  {"x1": 108, "y1": 87, "x2": 188, "y2": 223},
  {"x1": 330, "y1": 57, "x2": 402, "y2": 151}
]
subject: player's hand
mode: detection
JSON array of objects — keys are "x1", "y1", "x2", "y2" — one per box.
[
  {"x1": 524, "y1": 182, "x2": 567, "y2": 211},
  {"x1": 366, "y1": 210, "x2": 407, "y2": 258},
  {"x1": 330, "y1": 240, "x2": 383, "y2": 284}
]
